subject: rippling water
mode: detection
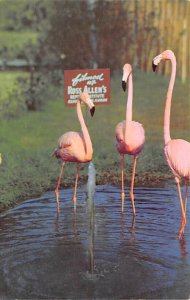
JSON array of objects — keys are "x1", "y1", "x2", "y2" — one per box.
[{"x1": 0, "y1": 185, "x2": 190, "y2": 299}]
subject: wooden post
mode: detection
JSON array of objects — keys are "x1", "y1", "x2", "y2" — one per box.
[
  {"x1": 188, "y1": 1, "x2": 190, "y2": 78},
  {"x1": 164, "y1": 1, "x2": 173, "y2": 76},
  {"x1": 160, "y1": 0, "x2": 167, "y2": 75},
  {"x1": 181, "y1": 1, "x2": 188, "y2": 83}
]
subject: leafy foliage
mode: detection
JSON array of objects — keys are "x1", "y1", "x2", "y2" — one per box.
[
  {"x1": 94, "y1": 1, "x2": 133, "y2": 70},
  {"x1": 41, "y1": 0, "x2": 160, "y2": 72},
  {"x1": 46, "y1": 0, "x2": 93, "y2": 70},
  {"x1": 0, "y1": 0, "x2": 50, "y2": 31},
  {"x1": 18, "y1": 69, "x2": 63, "y2": 111},
  {"x1": 0, "y1": 72, "x2": 28, "y2": 118}
]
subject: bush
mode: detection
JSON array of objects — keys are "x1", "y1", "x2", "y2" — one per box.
[
  {"x1": 0, "y1": 71, "x2": 27, "y2": 119},
  {"x1": 18, "y1": 69, "x2": 63, "y2": 111}
]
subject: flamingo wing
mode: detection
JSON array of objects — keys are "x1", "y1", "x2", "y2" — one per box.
[
  {"x1": 165, "y1": 139, "x2": 190, "y2": 180},
  {"x1": 115, "y1": 121, "x2": 125, "y2": 143},
  {"x1": 115, "y1": 121, "x2": 145, "y2": 155},
  {"x1": 125, "y1": 121, "x2": 145, "y2": 151},
  {"x1": 56, "y1": 131, "x2": 89, "y2": 162},
  {"x1": 58, "y1": 132, "x2": 75, "y2": 149}
]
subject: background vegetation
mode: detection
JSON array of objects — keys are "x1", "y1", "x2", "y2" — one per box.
[{"x1": 0, "y1": 0, "x2": 190, "y2": 210}]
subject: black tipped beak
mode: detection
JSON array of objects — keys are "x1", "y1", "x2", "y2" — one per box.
[
  {"x1": 122, "y1": 80, "x2": 126, "y2": 91},
  {"x1": 90, "y1": 106, "x2": 95, "y2": 117},
  {"x1": 152, "y1": 62, "x2": 157, "y2": 72}
]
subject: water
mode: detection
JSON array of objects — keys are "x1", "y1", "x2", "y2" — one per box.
[{"x1": 0, "y1": 184, "x2": 190, "y2": 299}]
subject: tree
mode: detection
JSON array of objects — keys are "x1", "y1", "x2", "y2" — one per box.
[
  {"x1": 46, "y1": 0, "x2": 93, "y2": 70},
  {"x1": 0, "y1": 0, "x2": 50, "y2": 31},
  {"x1": 94, "y1": 0, "x2": 133, "y2": 71}
]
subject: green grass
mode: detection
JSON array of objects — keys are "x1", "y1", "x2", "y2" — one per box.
[
  {"x1": 0, "y1": 30, "x2": 38, "y2": 50},
  {"x1": 0, "y1": 30, "x2": 38, "y2": 60},
  {"x1": 0, "y1": 70, "x2": 190, "y2": 210}
]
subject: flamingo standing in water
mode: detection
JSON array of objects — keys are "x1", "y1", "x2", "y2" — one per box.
[
  {"x1": 115, "y1": 64, "x2": 145, "y2": 214},
  {"x1": 152, "y1": 49, "x2": 190, "y2": 239},
  {"x1": 152, "y1": 50, "x2": 190, "y2": 239},
  {"x1": 53, "y1": 92, "x2": 95, "y2": 212}
]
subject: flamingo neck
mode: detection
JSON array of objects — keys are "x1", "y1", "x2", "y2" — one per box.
[
  {"x1": 126, "y1": 73, "x2": 133, "y2": 123},
  {"x1": 77, "y1": 101, "x2": 93, "y2": 157},
  {"x1": 164, "y1": 55, "x2": 176, "y2": 145},
  {"x1": 124, "y1": 73, "x2": 133, "y2": 142}
]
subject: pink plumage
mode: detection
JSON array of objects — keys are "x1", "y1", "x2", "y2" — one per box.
[
  {"x1": 152, "y1": 49, "x2": 189, "y2": 239},
  {"x1": 115, "y1": 63, "x2": 145, "y2": 214},
  {"x1": 54, "y1": 131, "x2": 92, "y2": 163},
  {"x1": 165, "y1": 139, "x2": 190, "y2": 180},
  {"x1": 53, "y1": 92, "x2": 95, "y2": 213},
  {"x1": 115, "y1": 120, "x2": 145, "y2": 156}
]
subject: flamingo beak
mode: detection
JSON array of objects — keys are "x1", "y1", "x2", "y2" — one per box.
[
  {"x1": 152, "y1": 61, "x2": 157, "y2": 72},
  {"x1": 90, "y1": 106, "x2": 95, "y2": 117},
  {"x1": 122, "y1": 80, "x2": 126, "y2": 91},
  {"x1": 152, "y1": 54, "x2": 162, "y2": 72}
]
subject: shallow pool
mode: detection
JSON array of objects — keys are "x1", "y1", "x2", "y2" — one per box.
[{"x1": 0, "y1": 184, "x2": 190, "y2": 299}]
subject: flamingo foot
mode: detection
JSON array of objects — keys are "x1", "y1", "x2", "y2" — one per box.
[
  {"x1": 178, "y1": 228, "x2": 185, "y2": 240},
  {"x1": 130, "y1": 191, "x2": 136, "y2": 216},
  {"x1": 130, "y1": 215, "x2": 136, "y2": 232},
  {"x1": 121, "y1": 192, "x2": 125, "y2": 212},
  {"x1": 177, "y1": 219, "x2": 186, "y2": 240}
]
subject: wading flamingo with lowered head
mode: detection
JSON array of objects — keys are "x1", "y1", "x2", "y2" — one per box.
[
  {"x1": 152, "y1": 49, "x2": 190, "y2": 239},
  {"x1": 53, "y1": 92, "x2": 95, "y2": 212},
  {"x1": 115, "y1": 64, "x2": 145, "y2": 214}
]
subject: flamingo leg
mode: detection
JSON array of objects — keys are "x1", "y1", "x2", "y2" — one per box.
[
  {"x1": 130, "y1": 215, "x2": 136, "y2": 242},
  {"x1": 55, "y1": 161, "x2": 66, "y2": 213},
  {"x1": 73, "y1": 163, "x2": 80, "y2": 210},
  {"x1": 120, "y1": 155, "x2": 125, "y2": 212},
  {"x1": 184, "y1": 182, "x2": 188, "y2": 214},
  {"x1": 74, "y1": 208, "x2": 77, "y2": 239},
  {"x1": 175, "y1": 178, "x2": 186, "y2": 239},
  {"x1": 130, "y1": 156, "x2": 137, "y2": 216}
]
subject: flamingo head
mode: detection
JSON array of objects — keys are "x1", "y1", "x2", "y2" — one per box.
[
  {"x1": 79, "y1": 92, "x2": 95, "y2": 117},
  {"x1": 122, "y1": 63, "x2": 132, "y2": 92},
  {"x1": 152, "y1": 50, "x2": 175, "y2": 72}
]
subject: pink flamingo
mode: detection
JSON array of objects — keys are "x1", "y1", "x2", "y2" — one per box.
[
  {"x1": 115, "y1": 64, "x2": 145, "y2": 214},
  {"x1": 53, "y1": 92, "x2": 95, "y2": 212},
  {"x1": 152, "y1": 49, "x2": 189, "y2": 239}
]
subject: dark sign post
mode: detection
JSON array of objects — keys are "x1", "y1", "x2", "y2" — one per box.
[{"x1": 64, "y1": 68, "x2": 110, "y2": 106}]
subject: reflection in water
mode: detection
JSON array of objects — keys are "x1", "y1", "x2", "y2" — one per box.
[
  {"x1": 121, "y1": 212, "x2": 135, "y2": 241},
  {"x1": 121, "y1": 211, "x2": 125, "y2": 240},
  {"x1": 179, "y1": 237, "x2": 188, "y2": 257},
  {"x1": 73, "y1": 208, "x2": 78, "y2": 239},
  {"x1": 0, "y1": 185, "x2": 190, "y2": 299},
  {"x1": 89, "y1": 200, "x2": 94, "y2": 274},
  {"x1": 87, "y1": 161, "x2": 95, "y2": 274}
]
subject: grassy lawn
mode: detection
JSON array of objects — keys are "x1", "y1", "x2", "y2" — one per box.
[
  {"x1": 0, "y1": 30, "x2": 38, "y2": 50},
  {"x1": 0, "y1": 70, "x2": 189, "y2": 210}
]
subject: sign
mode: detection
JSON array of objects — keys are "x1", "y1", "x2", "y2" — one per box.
[{"x1": 64, "y1": 68, "x2": 110, "y2": 106}]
